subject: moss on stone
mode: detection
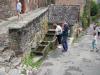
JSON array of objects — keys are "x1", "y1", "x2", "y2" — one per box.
[{"x1": 22, "y1": 53, "x2": 43, "y2": 69}]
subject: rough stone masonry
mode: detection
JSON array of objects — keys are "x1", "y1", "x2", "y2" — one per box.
[
  {"x1": 9, "y1": 8, "x2": 48, "y2": 55},
  {"x1": 0, "y1": 5, "x2": 80, "y2": 56}
]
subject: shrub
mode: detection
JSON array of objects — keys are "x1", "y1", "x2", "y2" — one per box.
[{"x1": 90, "y1": 1, "x2": 99, "y2": 16}]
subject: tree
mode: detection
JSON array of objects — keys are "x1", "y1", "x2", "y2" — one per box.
[{"x1": 90, "y1": 1, "x2": 98, "y2": 16}]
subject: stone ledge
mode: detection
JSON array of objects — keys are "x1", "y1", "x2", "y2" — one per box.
[
  {"x1": 0, "y1": 7, "x2": 48, "y2": 35},
  {"x1": 8, "y1": 7, "x2": 48, "y2": 53},
  {"x1": 9, "y1": 7, "x2": 48, "y2": 29}
]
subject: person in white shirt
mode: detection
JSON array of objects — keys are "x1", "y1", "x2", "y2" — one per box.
[
  {"x1": 16, "y1": 0, "x2": 22, "y2": 20},
  {"x1": 54, "y1": 23, "x2": 62, "y2": 48}
]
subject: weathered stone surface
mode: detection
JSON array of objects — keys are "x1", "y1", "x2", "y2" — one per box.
[
  {"x1": 2, "y1": 50, "x2": 15, "y2": 62},
  {"x1": 0, "y1": 67, "x2": 6, "y2": 75},
  {"x1": 48, "y1": 5, "x2": 80, "y2": 25},
  {"x1": 9, "y1": 8, "x2": 48, "y2": 54},
  {"x1": 8, "y1": 69, "x2": 20, "y2": 75},
  {"x1": 11, "y1": 57, "x2": 21, "y2": 67},
  {"x1": 55, "y1": 0, "x2": 85, "y2": 13}
]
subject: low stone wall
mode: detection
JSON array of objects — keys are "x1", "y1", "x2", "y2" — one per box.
[{"x1": 9, "y1": 8, "x2": 48, "y2": 54}]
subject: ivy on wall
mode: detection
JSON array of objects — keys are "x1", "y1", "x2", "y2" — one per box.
[
  {"x1": 81, "y1": 0, "x2": 90, "y2": 29},
  {"x1": 90, "y1": 1, "x2": 100, "y2": 22}
]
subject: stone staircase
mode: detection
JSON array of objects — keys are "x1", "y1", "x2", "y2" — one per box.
[{"x1": 31, "y1": 23, "x2": 56, "y2": 57}]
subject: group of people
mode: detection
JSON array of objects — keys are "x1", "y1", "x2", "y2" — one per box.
[
  {"x1": 54, "y1": 21, "x2": 69, "y2": 52},
  {"x1": 91, "y1": 23, "x2": 100, "y2": 52}
]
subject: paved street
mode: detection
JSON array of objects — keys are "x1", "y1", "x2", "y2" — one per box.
[{"x1": 37, "y1": 31, "x2": 100, "y2": 75}]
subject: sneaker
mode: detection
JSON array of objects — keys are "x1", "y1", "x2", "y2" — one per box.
[
  {"x1": 57, "y1": 45, "x2": 62, "y2": 48},
  {"x1": 90, "y1": 50, "x2": 94, "y2": 52},
  {"x1": 96, "y1": 49, "x2": 99, "y2": 52},
  {"x1": 62, "y1": 50, "x2": 67, "y2": 52}
]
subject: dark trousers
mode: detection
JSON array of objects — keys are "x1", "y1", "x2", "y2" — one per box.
[
  {"x1": 98, "y1": 32, "x2": 100, "y2": 36},
  {"x1": 62, "y1": 36, "x2": 68, "y2": 51},
  {"x1": 56, "y1": 35, "x2": 62, "y2": 44}
]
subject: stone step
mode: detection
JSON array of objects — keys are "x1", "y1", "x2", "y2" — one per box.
[
  {"x1": 32, "y1": 56, "x2": 43, "y2": 63},
  {"x1": 48, "y1": 29, "x2": 55, "y2": 31}
]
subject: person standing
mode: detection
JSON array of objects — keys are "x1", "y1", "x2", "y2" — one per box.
[
  {"x1": 54, "y1": 23, "x2": 62, "y2": 48},
  {"x1": 16, "y1": 0, "x2": 22, "y2": 20},
  {"x1": 62, "y1": 22, "x2": 69, "y2": 52},
  {"x1": 95, "y1": 25, "x2": 100, "y2": 51},
  {"x1": 91, "y1": 32, "x2": 98, "y2": 52},
  {"x1": 96, "y1": 26, "x2": 100, "y2": 38}
]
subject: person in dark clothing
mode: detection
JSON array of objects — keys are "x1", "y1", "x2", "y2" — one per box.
[{"x1": 62, "y1": 22, "x2": 69, "y2": 52}]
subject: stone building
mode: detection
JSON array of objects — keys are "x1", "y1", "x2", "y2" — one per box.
[
  {"x1": 0, "y1": 0, "x2": 48, "y2": 20},
  {"x1": 55, "y1": 0, "x2": 86, "y2": 14}
]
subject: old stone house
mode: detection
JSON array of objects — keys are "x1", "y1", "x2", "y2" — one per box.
[
  {"x1": 55, "y1": 0, "x2": 86, "y2": 14},
  {"x1": 0, "y1": 0, "x2": 48, "y2": 20}
]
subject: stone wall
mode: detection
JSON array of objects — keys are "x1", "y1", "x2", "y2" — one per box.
[
  {"x1": 0, "y1": 0, "x2": 13, "y2": 20},
  {"x1": 48, "y1": 5, "x2": 80, "y2": 25},
  {"x1": 55, "y1": 0, "x2": 85, "y2": 14},
  {"x1": 9, "y1": 8, "x2": 48, "y2": 54}
]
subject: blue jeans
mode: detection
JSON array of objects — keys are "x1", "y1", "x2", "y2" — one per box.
[
  {"x1": 62, "y1": 36, "x2": 68, "y2": 51},
  {"x1": 92, "y1": 39, "x2": 96, "y2": 50}
]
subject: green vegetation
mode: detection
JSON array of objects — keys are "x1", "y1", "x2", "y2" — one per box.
[
  {"x1": 22, "y1": 53, "x2": 43, "y2": 69},
  {"x1": 90, "y1": 1, "x2": 100, "y2": 22},
  {"x1": 96, "y1": 22, "x2": 100, "y2": 26},
  {"x1": 90, "y1": 1, "x2": 98, "y2": 16},
  {"x1": 81, "y1": 0, "x2": 90, "y2": 29},
  {"x1": 47, "y1": 0, "x2": 55, "y2": 5},
  {"x1": 81, "y1": 0, "x2": 100, "y2": 29}
]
